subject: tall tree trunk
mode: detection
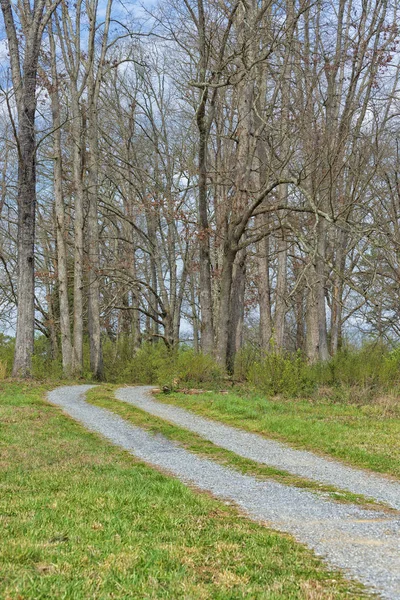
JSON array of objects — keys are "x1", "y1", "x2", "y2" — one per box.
[
  {"x1": 306, "y1": 267, "x2": 320, "y2": 363},
  {"x1": 218, "y1": 2, "x2": 255, "y2": 369},
  {"x1": 316, "y1": 218, "x2": 329, "y2": 361},
  {"x1": 71, "y1": 96, "x2": 85, "y2": 376},
  {"x1": 196, "y1": 0, "x2": 214, "y2": 355},
  {"x1": 227, "y1": 247, "x2": 246, "y2": 370},
  {"x1": 331, "y1": 229, "x2": 347, "y2": 354},
  {"x1": 273, "y1": 235, "x2": 287, "y2": 350},
  {"x1": 86, "y1": 98, "x2": 104, "y2": 379},
  {"x1": 256, "y1": 223, "x2": 272, "y2": 349},
  {"x1": 272, "y1": 0, "x2": 293, "y2": 352},
  {"x1": 198, "y1": 149, "x2": 215, "y2": 354},
  {"x1": 84, "y1": 0, "x2": 112, "y2": 379},
  {"x1": 216, "y1": 245, "x2": 235, "y2": 367},
  {"x1": 293, "y1": 259, "x2": 305, "y2": 352},
  {"x1": 121, "y1": 215, "x2": 141, "y2": 352},
  {"x1": 1, "y1": 0, "x2": 51, "y2": 377},
  {"x1": 49, "y1": 23, "x2": 73, "y2": 376},
  {"x1": 254, "y1": 67, "x2": 272, "y2": 350},
  {"x1": 146, "y1": 213, "x2": 160, "y2": 341},
  {"x1": 121, "y1": 101, "x2": 141, "y2": 353},
  {"x1": 306, "y1": 225, "x2": 329, "y2": 363},
  {"x1": 12, "y1": 86, "x2": 37, "y2": 377}
]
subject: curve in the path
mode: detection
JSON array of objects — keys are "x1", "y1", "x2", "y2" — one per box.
[
  {"x1": 115, "y1": 386, "x2": 400, "y2": 512},
  {"x1": 48, "y1": 385, "x2": 400, "y2": 599}
]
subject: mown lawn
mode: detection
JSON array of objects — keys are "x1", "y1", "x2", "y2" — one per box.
[
  {"x1": 159, "y1": 391, "x2": 400, "y2": 479},
  {"x1": 0, "y1": 382, "x2": 368, "y2": 599}
]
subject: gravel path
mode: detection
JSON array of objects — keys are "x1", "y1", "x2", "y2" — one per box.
[
  {"x1": 116, "y1": 386, "x2": 400, "y2": 511},
  {"x1": 48, "y1": 385, "x2": 400, "y2": 599}
]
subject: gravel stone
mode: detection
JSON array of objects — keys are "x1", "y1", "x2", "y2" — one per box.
[
  {"x1": 116, "y1": 386, "x2": 400, "y2": 512},
  {"x1": 48, "y1": 385, "x2": 400, "y2": 599}
]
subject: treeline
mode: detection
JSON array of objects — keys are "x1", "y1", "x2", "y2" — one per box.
[
  {"x1": 0, "y1": 0, "x2": 400, "y2": 379},
  {"x1": 1, "y1": 334, "x2": 400, "y2": 406}
]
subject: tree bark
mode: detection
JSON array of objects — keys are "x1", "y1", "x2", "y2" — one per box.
[
  {"x1": 227, "y1": 247, "x2": 246, "y2": 370},
  {"x1": 71, "y1": 95, "x2": 85, "y2": 376},
  {"x1": 86, "y1": 99, "x2": 104, "y2": 379},
  {"x1": 274, "y1": 235, "x2": 287, "y2": 350},
  {"x1": 256, "y1": 222, "x2": 272, "y2": 349},
  {"x1": 196, "y1": 0, "x2": 215, "y2": 355},
  {"x1": 316, "y1": 218, "x2": 330, "y2": 361},
  {"x1": 331, "y1": 230, "x2": 347, "y2": 354},
  {"x1": 1, "y1": 0, "x2": 44, "y2": 377},
  {"x1": 12, "y1": 84, "x2": 37, "y2": 377},
  {"x1": 306, "y1": 267, "x2": 320, "y2": 363},
  {"x1": 49, "y1": 21, "x2": 73, "y2": 376},
  {"x1": 306, "y1": 224, "x2": 329, "y2": 363},
  {"x1": 216, "y1": 245, "x2": 235, "y2": 367}
]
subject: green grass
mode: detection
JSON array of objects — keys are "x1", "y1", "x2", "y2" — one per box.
[
  {"x1": 157, "y1": 390, "x2": 400, "y2": 479},
  {"x1": 0, "y1": 383, "x2": 369, "y2": 599},
  {"x1": 86, "y1": 386, "x2": 387, "y2": 510}
]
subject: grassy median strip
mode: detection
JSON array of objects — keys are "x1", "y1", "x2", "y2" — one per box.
[
  {"x1": 155, "y1": 390, "x2": 400, "y2": 480},
  {"x1": 87, "y1": 386, "x2": 387, "y2": 511},
  {"x1": 0, "y1": 382, "x2": 369, "y2": 599}
]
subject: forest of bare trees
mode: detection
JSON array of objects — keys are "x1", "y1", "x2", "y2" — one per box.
[{"x1": 1, "y1": 0, "x2": 400, "y2": 379}]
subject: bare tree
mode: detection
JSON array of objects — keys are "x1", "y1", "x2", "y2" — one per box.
[{"x1": 1, "y1": 0, "x2": 60, "y2": 376}]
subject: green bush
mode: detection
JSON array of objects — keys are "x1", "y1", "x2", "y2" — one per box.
[
  {"x1": 309, "y1": 343, "x2": 398, "y2": 390},
  {"x1": 246, "y1": 350, "x2": 315, "y2": 397},
  {"x1": 115, "y1": 344, "x2": 225, "y2": 389},
  {"x1": 234, "y1": 342, "x2": 400, "y2": 399},
  {"x1": 118, "y1": 342, "x2": 174, "y2": 385},
  {"x1": 0, "y1": 334, "x2": 14, "y2": 377},
  {"x1": 3, "y1": 329, "x2": 400, "y2": 401},
  {"x1": 102, "y1": 334, "x2": 139, "y2": 379},
  {"x1": 174, "y1": 349, "x2": 224, "y2": 388},
  {"x1": 31, "y1": 337, "x2": 63, "y2": 380},
  {"x1": 111, "y1": 340, "x2": 400, "y2": 398},
  {"x1": 0, "y1": 333, "x2": 65, "y2": 380},
  {"x1": 234, "y1": 345, "x2": 262, "y2": 382},
  {"x1": 0, "y1": 360, "x2": 7, "y2": 380},
  {"x1": 380, "y1": 347, "x2": 400, "y2": 388}
]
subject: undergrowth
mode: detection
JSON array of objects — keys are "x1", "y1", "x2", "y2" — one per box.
[
  {"x1": 1, "y1": 333, "x2": 400, "y2": 404},
  {"x1": 234, "y1": 342, "x2": 400, "y2": 402}
]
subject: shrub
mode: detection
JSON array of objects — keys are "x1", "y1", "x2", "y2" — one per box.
[
  {"x1": 309, "y1": 343, "x2": 396, "y2": 390},
  {"x1": 246, "y1": 350, "x2": 315, "y2": 397},
  {"x1": 31, "y1": 337, "x2": 63, "y2": 380},
  {"x1": 102, "y1": 335, "x2": 137, "y2": 380},
  {"x1": 3, "y1": 329, "x2": 400, "y2": 401},
  {"x1": 118, "y1": 342, "x2": 174, "y2": 385},
  {"x1": 0, "y1": 334, "x2": 65, "y2": 380},
  {"x1": 0, "y1": 334, "x2": 14, "y2": 377},
  {"x1": 0, "y1": 360, "x2": 7, "y2": 380},
  {"x1": 116, "y1": 343, "x2": 225, "y2": 389},
  {"x1": 174, "y1": 349, "x2": 224, "y2": 388},
  {"x1": 234, "y1": 345, "x2": 262, "y2": 382},
  {"x1": 380, "y1": 347, "x2": 400, "y2": 388}
]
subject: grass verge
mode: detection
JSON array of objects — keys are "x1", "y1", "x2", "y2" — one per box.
[
  {"x1": 0, "y1": 382, "x2": 369, "y2": 599},
  {"x1": 156, "y1": 390, "x2": 400, "y2": 479},
  {"x1": 87, "y1": 386, "x2": 387, "y2": 510}
]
